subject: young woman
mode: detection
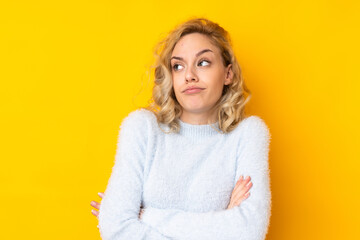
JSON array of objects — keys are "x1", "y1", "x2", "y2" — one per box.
[{"x1": 90, "y1": 17, "x2": 272, "y2": 239}]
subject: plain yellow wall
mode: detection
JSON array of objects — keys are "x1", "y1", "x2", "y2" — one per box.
[{"x1": 1, "y1": 0, "x2": 359, "y2": 239}]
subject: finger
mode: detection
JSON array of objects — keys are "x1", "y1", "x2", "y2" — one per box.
[
  {"x1": 232, "y1": 176, "x2": 244, "y2": 194},
  {"x1": 241, "y1": 191, "x2": 250, "y2": 201},
  {"x1": 90, "y1": 201, "x2": 100, "y2": 210},
  {"x1": 233, "y1": 177, "x2": 252, "y2": 196},
  {"x1": 91, "y1": 209, "x2": 99, "y2": 218},
  {"x1": 243, "y1": 181, "x2": 253, "y2": 192},
  {"x1": 98, "y1": 192, "x2": 105, "y2": 198},
  {"x1": 232, "y1": 181, "x2": 253, "y2": 201},
  {"x1": 238, "y1": 192, "x2": 251, "y2": 203},
  {"x1": 236, "y1": 175, "x2": 250, "y2": 187},
  {"x1": 235, "y1": 192, "x2": 251, "y2": 205},
  {"x1": 236, "y1": 175, "x2": 243, "y2": 185},
  {"x1": 242, "y1": 175, "x2": 251, "y2": 184},
  {"x1": 236, "y1": 181, "x2": 252, "y2": 197},
  {"x1": 237, "y1": 176, "x2": 251, "y2": 189},
  {"x1": 244, "y1": 191, "x2": 250, "y2": 199}
]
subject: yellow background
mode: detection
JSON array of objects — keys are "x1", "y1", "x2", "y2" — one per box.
[{"x1": 1, "y1": 0, "x2": 359, "y2": 239}]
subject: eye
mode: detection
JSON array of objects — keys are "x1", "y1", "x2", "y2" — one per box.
[
  {"x1": 198, "y1": 59, "x2": 210, "y2": 67},
  {"x1": 172, "y1": 64, "x2": 184, "y2": 71}
]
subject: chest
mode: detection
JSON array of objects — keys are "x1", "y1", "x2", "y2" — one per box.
[{"x1": 142, "y1": 136, "x2": 238, "y2": 211}]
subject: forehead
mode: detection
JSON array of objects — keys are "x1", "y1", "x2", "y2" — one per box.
[{"x1": 171, "y1": 33, "x2": 219, "y2": 57}]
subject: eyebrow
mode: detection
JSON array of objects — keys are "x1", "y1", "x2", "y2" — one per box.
[{"x1": 170, "y1": 49, "x2": 214, "y2": 61}]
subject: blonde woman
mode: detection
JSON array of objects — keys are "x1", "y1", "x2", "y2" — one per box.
[{"x1": 90, "y1": 17, "x2": 272, "y2": 239}]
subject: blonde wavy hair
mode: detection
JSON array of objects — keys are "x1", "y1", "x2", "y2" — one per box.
[{"x1": 144, "y1": 17, "x2": 252, "y2": 134}]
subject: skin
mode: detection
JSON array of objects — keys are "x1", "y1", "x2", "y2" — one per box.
[
  {"x1": 171, "y1": 32, "x2": 233, "y2": 125},
  {"x1": 90, "y1": 32, "x2": 253, "y2": 223}
]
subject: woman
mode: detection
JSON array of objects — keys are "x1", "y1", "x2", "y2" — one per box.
[{"x1": 90, "y1": 17, "x2": 272, "y2": 239}]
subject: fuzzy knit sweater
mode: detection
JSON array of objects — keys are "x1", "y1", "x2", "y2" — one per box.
[{"x1": 98, "y1": 108, "x2": 272, "y2": 240}]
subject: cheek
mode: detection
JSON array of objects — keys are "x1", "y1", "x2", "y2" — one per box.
[
  {"x1": 203, "y1": 73, "x2": 224, "y2": 93},
  {"x1": 172, "y1": 79, "x2": 179, "y2": 93},
  {"x1": 172, "y1": 75, "x2": 183, "y2": 92},
  {"x1": 171, "y1": 80, "x2": 182, "y2": 102},
  {"x1": 208, "y1": 85, "x2": 224, "y2": 100}
]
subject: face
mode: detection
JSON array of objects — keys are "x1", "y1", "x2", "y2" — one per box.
[{"x1": 170, "y1": 32, "x2": 233, "y2": 119}]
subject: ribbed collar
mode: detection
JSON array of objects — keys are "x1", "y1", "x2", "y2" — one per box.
[{"x1": 178, "y1": 118, "x2": 222, "y2": 138}]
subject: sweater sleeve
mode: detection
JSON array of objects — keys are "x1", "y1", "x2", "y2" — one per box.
[
  {"x1": 98, "y1": 110, "x2": 172, "y2": 240},
  {"x1": 140, "y1": 116, "x2": 272, "y2": 240}
]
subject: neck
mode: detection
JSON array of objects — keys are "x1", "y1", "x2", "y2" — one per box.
[{"x1": 180, "y1": 109, "x2": 218, "y2": 125}]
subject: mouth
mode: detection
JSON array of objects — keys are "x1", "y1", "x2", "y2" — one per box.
[{"x1": 183, "y1": 88, "x2": 205, "y2": 94}]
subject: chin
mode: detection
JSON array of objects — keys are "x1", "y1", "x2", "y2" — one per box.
[{"x1": 182, "y1": 105, "x2": 208, "y2": 113}]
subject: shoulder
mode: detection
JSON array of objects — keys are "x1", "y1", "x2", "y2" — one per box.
[
  {"x1": 244, "y1": 115, "x2": 270, "y2": 135},
  {"x1": 121, "y1": 108, "x2": 157, "y2": 128},
  {"x1": 116, "y1": 109, "x2": 158, "y2": 148},
  {"x1": 119, "y1": 108, "x2": 159, "y2": 139},
  {"x1": 234, "y1": 115, "x2": 271, "y2": 142},
  {"x1": 235, "y1": 116, "x2": 272, "y2": 165}
]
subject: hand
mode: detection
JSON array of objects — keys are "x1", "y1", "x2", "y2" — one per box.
[
  {"x1": 90, "y1": 192, "x2": 104, "y2": 219},
  {"x1": 227, "y1": 175, "x2": 252, "y2": 209},
  {"x1": 90, "y1": 192, "x2": 145, "y2": 222}
]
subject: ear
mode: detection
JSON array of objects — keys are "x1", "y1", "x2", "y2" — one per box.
[{"x1": 224, "y1": 64, "x2": 233, "y2": 85}]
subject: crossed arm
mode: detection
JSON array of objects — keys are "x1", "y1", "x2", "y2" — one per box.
[
  {"x1": 139, "y1": 117, "x2": 271, "y2": 240},
  {"x1": 95, "y1": 115, "x2": 271, "y2": 240}
]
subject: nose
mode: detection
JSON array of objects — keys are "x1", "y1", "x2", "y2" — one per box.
[{"x1": 185, "y1": 65, "x2": 198, "y2": 83}]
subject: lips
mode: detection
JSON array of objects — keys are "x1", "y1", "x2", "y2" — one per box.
[{"x1": 182, "y1": 87, "x2": 205, "y2": 93}]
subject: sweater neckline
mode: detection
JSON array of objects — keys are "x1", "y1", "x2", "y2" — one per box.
[{"x1": 178, "y1": 118, "x2": 222, "y2": 138}]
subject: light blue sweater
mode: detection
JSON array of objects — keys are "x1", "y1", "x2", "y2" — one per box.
[{"x1": 98, "y1": 108, "x2": 272, "y2": 240}]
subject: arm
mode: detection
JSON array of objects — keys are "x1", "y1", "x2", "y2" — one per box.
[
  {"x1": 98, "y1": 111, "x2": 172, "y2": 240},
  {"x1": 141, "y1": 116, "x2": 272, "y2": 240}
]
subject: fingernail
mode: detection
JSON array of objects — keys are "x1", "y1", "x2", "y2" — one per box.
[
  {"x1": 246, "y1": 176, "x2": 250, "y2": 180},
  {"x1": 98, "y1": 192, "x2": 104, "y2": 197},
  {"x1": 91, "y1": 209, "x2": 95, "y2": 214}
]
